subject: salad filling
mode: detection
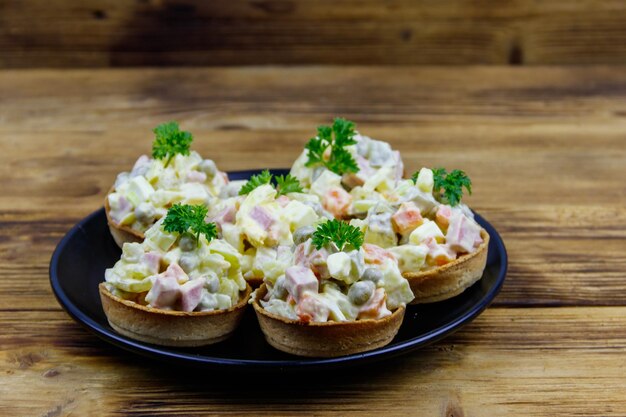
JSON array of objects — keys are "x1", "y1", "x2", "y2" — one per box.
[
  {"x1": 290, "y1": 118, "x2": 404, "y2": 218},
  {"x1": 255, "y1": 219, "x2": 414, "y2": 323},
  {"x1": 351, "y1": 168, "x2": 483, "y2": 273},
  {"x1": 104, "y1": 205, "x2": 247, "y2": 312},
  {"x1": 107, "y1": 122, "x2": 228, "y2": 233}
]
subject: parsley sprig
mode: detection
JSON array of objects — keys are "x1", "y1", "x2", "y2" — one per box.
[
  {"x1": 275, "y1": 174, "x2": 304, "y2": 195},
  {"x1": 413, "y1": 167, "x2": 472, "y2": 206},
  {"x1": 239, "y1": 170, "x2": 303, "y2": 196},
  {"x1": 304, "y1": 118, "x2": 359, "y2": 176},
  {"x1": 163, "y1": 203, "x2": 217, "y2": 244},
  {"x1": 311, "y1": 219, "x2": 364, "y2": 252},
  {"x1": 152, "y1": 121, "x2": 193, "y2": 167}
]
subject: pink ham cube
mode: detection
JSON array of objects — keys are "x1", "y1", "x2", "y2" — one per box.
[
  {"x1": 249, "y1": 206, "x2": 274, "y2": 230},
  {"x1": 296, "y1": 293, "x2": 330, "y2": 323},
  {"x1": 436, "y1": 205, "x2": 453, "y2": 230},
  {"x1": 141, "y1": 251, "x2": 162, "y2": 275},
  {"x1": 179, "y1": 279, "x2": 205, "y2": 312},
  {"x1": 276, "y1": 195, "x2": 290, "y2": 207},
  {"x1": 211, "y1": 204, "x2": 236, "y2": 227},
  {"x1": 446, "y1": 213, "x2": 482, "y2": 254},
  {"x1": 163, "y1": 263, "x2": 188, "y2": 283},
  {"x1": 294, "y1": 241, "x2": 331, "y2": 279},
  {"x1": 342, "y1": 155, "x2": 373, "y2": 189},
  {"x1": 392, "y1": 151, "x2": 404, "y2": 182},
  {"x1": 145, "y1": 274, "x2": 180, "y2": 309},
  {"x1": 284, "y1": 265, "x2": 319, "y2": 302},
  {"x1": 425, "y1": 238, "x2": 456, "y2": 266}
]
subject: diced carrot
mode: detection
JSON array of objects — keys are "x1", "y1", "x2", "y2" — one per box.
[
  {"x1": 358, "y1": 288, "x2": 387, "y2": 320},
  {"x1": 322, "y1": 187, "x2": 352, "y2": 218},
  {"x1": 363, "y1": 243, "x2": 396, "y2": 265},
  {"x1": 391, "y1": 202, "x2": 423, "y2": 235}
]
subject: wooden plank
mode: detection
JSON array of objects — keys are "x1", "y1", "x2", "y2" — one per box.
[
  {"x1": 3, "y1": 66, "x2": 626, "y2": 130},
  {"x1": 1, "y1": 67, "x2": 626, "y2": 308},
  {"x1": 1, "y1": 308, "x2": 625, "y2": 416},
  {"x1": 3, "y1": 1, "x2": 626, "y2": 67}
]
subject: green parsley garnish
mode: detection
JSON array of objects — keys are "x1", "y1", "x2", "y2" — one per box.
[
  {"x1": 275, "y1": 174, "x2": 304, "y2": 196},
  {"x1": 304, "y1": 118, "x2": 359, "y2": 176},
  {"x1": 152, "y1": 121, "x2": 193, "y2": 167},
  {"x1": 238, "y1": 169, "x2": 273, "y2": 196},
  {"x1": 163, "y1": 203, "x2": 217, "y2": 244},
  {"x1": 413, "y1": 167, "x2": 472, "y2": 206},
  {"x1": 239, "y1": 170, "x2": 303, "y2": 196},
  {"x1": 311, "y1": 219, "x2": 364, "y2": 252}
]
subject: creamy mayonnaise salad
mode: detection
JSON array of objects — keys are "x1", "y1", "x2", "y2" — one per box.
[
  {"x1": 257, "y1": 230, "x2": 414, "y2": 323},
  {"x1": 104, "y1": 218, "x2": 246, "y2": 312},
  {"x1": 290, "y1": 133, "x2": 404, "y2": 218},
  {"x1": 207, "y1": 183, "x2": 331, "y2": 284},
  {"x1": 105, "y1": 119, "x2": 482, "y2": 319},
  {"x1": 350, "y1": 168, "x2": 483, "y2": 274},
  {"x1": 107, "y1": 151, "x2": 228, "y2": 233}
]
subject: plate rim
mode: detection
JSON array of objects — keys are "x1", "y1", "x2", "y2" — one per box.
[{"x1": 49, "y1": 169, "x2": 508, "y2": 371}]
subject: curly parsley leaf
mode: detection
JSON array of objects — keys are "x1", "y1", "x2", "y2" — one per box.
[
  {"x1": 429, "y1": 167, "x2": 472, "y2": 206},
  {"x1": 275, "y1": 174, "x2": 303, "y2": 196},
  {"x1": 304, "y1": 118, "x2": 359, "y2": 176},
  {"x1": 238, "y1": 169, "x2": 273, "y2": 196},
  {"x1": 163, "y1": 203, "x2": 217, "y2": 244},
  {"x1": 311, "y1": 219, "x2": 364, "y2": 252},
  {"x1": 152, "y1": 121, "x2": 193, "y2": 167}
]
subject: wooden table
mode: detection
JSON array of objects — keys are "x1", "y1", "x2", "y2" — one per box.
[{"x1": 1, "y1": 66, "x2": 625, "y2": 416}]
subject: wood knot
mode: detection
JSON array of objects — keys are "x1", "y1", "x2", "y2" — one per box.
[
  {"x1": 251, "y1": 0, "x2": 295, "y2": 14},
  {"x1": 12, "y1": 351, "x2": 45, "y2": 370},
  {"x1": 43, "y1": 368, "x2": 61, "y2": 378},
  {"x1": 443, "y1": 397, "x2": 465, "y2": 417}
]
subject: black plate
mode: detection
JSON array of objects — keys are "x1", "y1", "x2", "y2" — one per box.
[{"x1": 50, "y1": 169, "x2": 507, "y2": 372}]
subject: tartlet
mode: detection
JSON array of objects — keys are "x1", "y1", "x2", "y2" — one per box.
[
  {"x1": 100, "y1": 283, "x2": 251, "y2": 347},
  {"x1": 403, "y1": 229, "x2": 489, "y2": 304},
  {"x1": 104, "y1": 187, "x2": 144, "y2": 247},
  {"x1": 252, "y1": 284, "x2": 405, "y2": 357}
]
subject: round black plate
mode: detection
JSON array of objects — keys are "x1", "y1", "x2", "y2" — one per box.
[{"x1": 50, "y1": 169, "x2": 507, "y2": 372}]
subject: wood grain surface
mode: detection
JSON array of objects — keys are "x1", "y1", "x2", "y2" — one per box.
[
  {"x1": 1, "y1": 66, "x2": 625, "y2": 415},
  {"x1": 3, "y1": 1, "x2": 626, "y2": 67}
]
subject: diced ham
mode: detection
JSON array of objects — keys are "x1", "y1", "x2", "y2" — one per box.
[
  {"x1": 322, "y1": 187, "x2": 352, "y2": 218},
  {"x1": 358, "y1": 288, "x2": 391, "y2": 319},
  {"x1": 276, "y1": 195, "x2": 290, "y2": 208},
  {"x1": 179, "y1": 279, "x2": 205, "y2": 312},
  {"x1": 392, "y1": 150, "x2": 403, "y2": 183},
  {"x1": 445, "y1": 213, "x2": 482, "y2": 254},
  {"x1": 436, "y1": 205, "x2": 453, "y2": 230},
  {"x1": 425, "y1": 238, "x2": 456, "y2": 266},
  {"x1": 186, "y1": 171, "x2": 207, "y2": 183},
  {"x1": 162, "y1": 263, "x2": 189, "y2": 284},
  {"x1": 342, "y1": 155, "x2": 373, "y2": 189},
  {"x1": 284, "y1": 265, "x2": 319, "y2": 302},
  {"x1": 141, "y1": 251, "x2": 162, "y2": 275},
  {"x1": 145, "y1": 274, "x2": 180, "y2": 309},
  {"x1": 363, "y1": 243, "x2": 396, "y2": 265},
  {"x1": 296, "y1": 293, "x2": 330, "y2": 323},
  {"x1": 211, "y1": 204, "x2": 236, "y2": 227},
  {"x1": 294, "y1": 241, "x2": 331, "y2": 279},
  {"x1": 391, "y1": 202, "x2": 423, "y2": 235},
  {"x1": 249, "y1": 206, "x2": 274, "y2": 230}
]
